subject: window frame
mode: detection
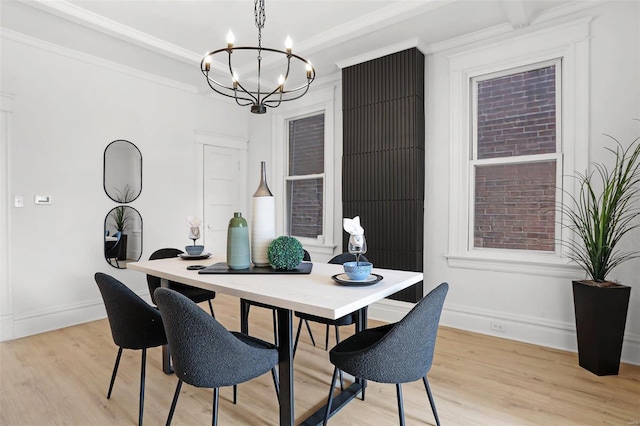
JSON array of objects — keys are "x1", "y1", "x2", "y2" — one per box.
[
  {"x1": 469, "y1": 59, "x2": 563, "y2": 254},
  {"x1": 273, "y1": 86, "x2": 337, "y2": 255},
  {"x1": 447, "y1": 18, "x2": 590, "y2": 277},
  {"x1": 284, "y1": 111, "x2": 326, "y2": 240}
]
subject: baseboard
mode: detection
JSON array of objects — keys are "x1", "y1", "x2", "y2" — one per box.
[
  {"x1": 8, "y1": 294, "x2": 639, "y2": 367},
  {"x1": 369, "y1": 299, "x2": 640, "y2": 366},
  {"x1": 368, "y1": 298, "x2": 414, "y2": 324},
  {"x1": 11, "y1": 299, "x2": 107, "y2": 340},
  {"x1": 6, "y1": 289, "x2": 158, "y2": 341},
  {"x1": 0, "y1": 313, "x2": 14, "y2": 342}
]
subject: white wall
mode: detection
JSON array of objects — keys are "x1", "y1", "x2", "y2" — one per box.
[
  {"x1": 243, "y1": 2, "x2": 639, "y2": 365},
  {"x1": 0, "y1": 33, "x2": 247, "y2": 340},
  {"x1": 423, "y1": 1, "x2": 639, "y2": 364},
  {"x1": 1, "y1": 1, "x2": 637, "y2": 367}
]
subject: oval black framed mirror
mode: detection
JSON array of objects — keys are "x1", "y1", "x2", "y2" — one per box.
[
  {"x1": 104, "y1": 206, "x2": 143, "y2": 268},
  {"x1": 104, "y1": 139, "x2": 142, "y2": 203}
]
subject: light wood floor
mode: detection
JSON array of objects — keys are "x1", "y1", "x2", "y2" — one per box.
[{"x1": 1, "y1": 292, "x2": 639, "y2": 425}]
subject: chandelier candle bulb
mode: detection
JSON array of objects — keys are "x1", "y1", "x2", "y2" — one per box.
[
  {"x1": 285, "y1": 35, "x2": 292, "y2": 53},
  {"x1": 203, "y1": 56, "x2": 211, "y2": 71},
  {"x1": 226, "y1": 30, "x2": 234, "y2": 48},
  {"x1": 232, "y1": 72, "x2": 239, "y2": 89}
]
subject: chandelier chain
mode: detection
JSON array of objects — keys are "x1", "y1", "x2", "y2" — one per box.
[{"x1": 254, "y1": 0, "x2": 266, "y2": 49}]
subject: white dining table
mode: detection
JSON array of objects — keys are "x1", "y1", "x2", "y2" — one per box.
[{"x1": 128, "y1": 254, "x2": 423, "y2": 426}]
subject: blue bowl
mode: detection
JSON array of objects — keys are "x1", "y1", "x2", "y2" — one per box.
[
  {"x1": 343, "y1": 261, "x2": 373, "y2": 281},
  {"x1": 185, "y1": 245, "x2": 204, "y2": 256}
]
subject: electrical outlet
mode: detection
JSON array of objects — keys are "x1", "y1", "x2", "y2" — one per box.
[
  {"x1": 34, "y1": 195, "x2": 52, "y2": 205},
  {"x1": 490, "y1": 321, "x2": 505, "y2": 332}
]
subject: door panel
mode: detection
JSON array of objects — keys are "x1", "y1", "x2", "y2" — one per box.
[{"x1": 203, "y1": 145, "x2": 246, "y2": 257}]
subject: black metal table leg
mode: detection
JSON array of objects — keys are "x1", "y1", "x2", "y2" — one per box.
[
  {"x1": 355, "y1": 307, "x2": 367, "y2": 393},
  {"x1": 299, "y1": 307, "x2": 368, "y2": 425},
  {"x1": 160, "y1": 278, "x2": 173, "y2": 374},
  {"x1": 240, "y1": 299, "x2": 250, "y2": 335},
  {"x1": 276, "y1": 308, "x2": 294, "y2": 426}
]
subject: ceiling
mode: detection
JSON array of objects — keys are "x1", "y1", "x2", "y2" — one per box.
[{"x1": 1, "y1": 0, "x2": 590, "y2": 94}]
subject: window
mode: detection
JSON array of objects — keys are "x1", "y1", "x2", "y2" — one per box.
[
  {"x1": 286, "y1": 113, "x2": 325, "y2": 239},
  {"x1": 447, "y1": 18, "x2": 590, "y2": 275},
  {"x1": 471, "y1": 62, "x2": 560, "y2": 252},
  {"x1": 273, "y1": 86, "x2": 336, "y2": 255}
]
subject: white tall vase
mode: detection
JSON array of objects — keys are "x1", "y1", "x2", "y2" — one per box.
[{"x1": 251, "y1": 161, "x2": 276, "y2": 267}]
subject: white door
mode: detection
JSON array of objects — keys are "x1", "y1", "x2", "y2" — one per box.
[{"x1": 203, "y1": 145, "x2": 247, "y2": 256}]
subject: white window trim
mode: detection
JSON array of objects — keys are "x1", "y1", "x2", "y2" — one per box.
[
  {"x1": 470, "y1": 58, "x2": 563, "y2": 255},
  {"x1": 447, "y1": 17, "x2": 590, "y2": 277},
  {"x1": 1, "y1": 93, "x2": 15, "y2": 341},
  {"x1": 272, "y1": 86, "x2": 337, "y2": 254}
]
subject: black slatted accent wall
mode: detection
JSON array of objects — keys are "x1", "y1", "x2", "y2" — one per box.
[{"x1": 342, "y1": 48, "x2": 425, "y2": 302}]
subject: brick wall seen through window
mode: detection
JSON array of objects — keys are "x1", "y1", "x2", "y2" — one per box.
[
  {"x1": 473, "y1": 64, "x2": 557, "y2": 251},
  {"x1": 287, "y1": 114, "x2": 324, "y2": 239}
]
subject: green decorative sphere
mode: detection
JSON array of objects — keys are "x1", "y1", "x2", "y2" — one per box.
[{"x1": 267, "y1": 236, "x2": 304, "y2": 270}]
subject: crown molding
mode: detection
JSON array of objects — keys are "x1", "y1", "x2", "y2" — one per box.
[
  {"x1": 21, "y1": 0, "x2": 454, "y2": 77},
  {"x1": 249, "y1": 0, "x2": 454, "y2": 74},
  {"x1": 422, "y1": 0, "x2": 600, "y2": 56},
  {"x1": 445, "y1": 15, "x2": 592, "y2": 63},
  {"x1": 296, "y1": 0, "x2": 455, "y2": 56},
  {"x1": 531, "y1": 0, "x2": 607, "y2": 25},
  {"x1": 1, "y1": 28, "x2": 198, "y2": 94},
  {"x1": 18, "y1": 0, "x2": 208, "y2": 65},
  {"x1": 335, "y1": 37, "x2": 427, "y2": 69},
  {"x1": 424, "y1": 23, "x2": 515, "y2": 55},
  {"x1": 499, "y1": 0, "x2": 530, "y2": 28},
  {"x1": 15, "y1": 0, "x2": 604, "y2": 80}
]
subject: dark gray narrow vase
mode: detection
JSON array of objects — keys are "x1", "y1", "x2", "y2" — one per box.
[
  {"x1": 227, "y1": 212, "x2": 250, "y2": 270},
  {"x1": 572, "y1": 280, "x2": 631, "y2": 376}
]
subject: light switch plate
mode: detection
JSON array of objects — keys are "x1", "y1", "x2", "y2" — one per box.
[
  {"x1": 34, "y1": 195, "x2": 52, "y2": 205},
  {"x1": 14, "y1": 195, "x2": 24, "y2": 208}
]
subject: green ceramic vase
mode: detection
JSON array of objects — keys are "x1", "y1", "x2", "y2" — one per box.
[{"x1": 227, "y1": 212, "x2": 250, "y2": 270}]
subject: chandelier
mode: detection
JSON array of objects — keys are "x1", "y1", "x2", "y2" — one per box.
[{"x1": 200, "y1": 0, "x2": 316, "y2": 114}]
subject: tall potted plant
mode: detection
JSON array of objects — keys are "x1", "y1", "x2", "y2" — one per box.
[
  {"x1": 560, "y1": 127, "x2": 640, "y2": 376},
  {"x1": 110, "y1": 185, "x2": 136, "y2": 261}
]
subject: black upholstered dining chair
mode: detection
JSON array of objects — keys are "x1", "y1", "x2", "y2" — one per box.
[
  {"x1": 241, "y1": 249, "x2": 311, "y2": 345},
  {"x1": 94, "y1": 272, "x2": 167, "y2": 426},
  {"x1": 154, "y1": 287, "x2": 280, "y2": 426},
  {"x1": 293, "y1": 252, "x2": 370, "y2": 355},
  {"x1": 322, "y1": 282, "x2": 449, "y2": 426},
  {"x1": 146, "y1": 248, "x2": 216, "y2": 316}
]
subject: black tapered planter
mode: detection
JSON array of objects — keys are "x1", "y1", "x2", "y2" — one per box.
[
  {"x1": 572, "y1": 280, "x2": 631, "y2": 376},
  {"x1": 117, "y1": 234, "x2": 128, "y2": 261}
]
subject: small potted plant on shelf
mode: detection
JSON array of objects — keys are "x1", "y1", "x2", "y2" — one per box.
[{"x1": 559, "y1": 124, "x2": 640, "y2": 376}]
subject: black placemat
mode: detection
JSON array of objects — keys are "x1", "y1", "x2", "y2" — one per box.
[{"x1": 198, "y1": 262, "x2": 313, "y2": 275}]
